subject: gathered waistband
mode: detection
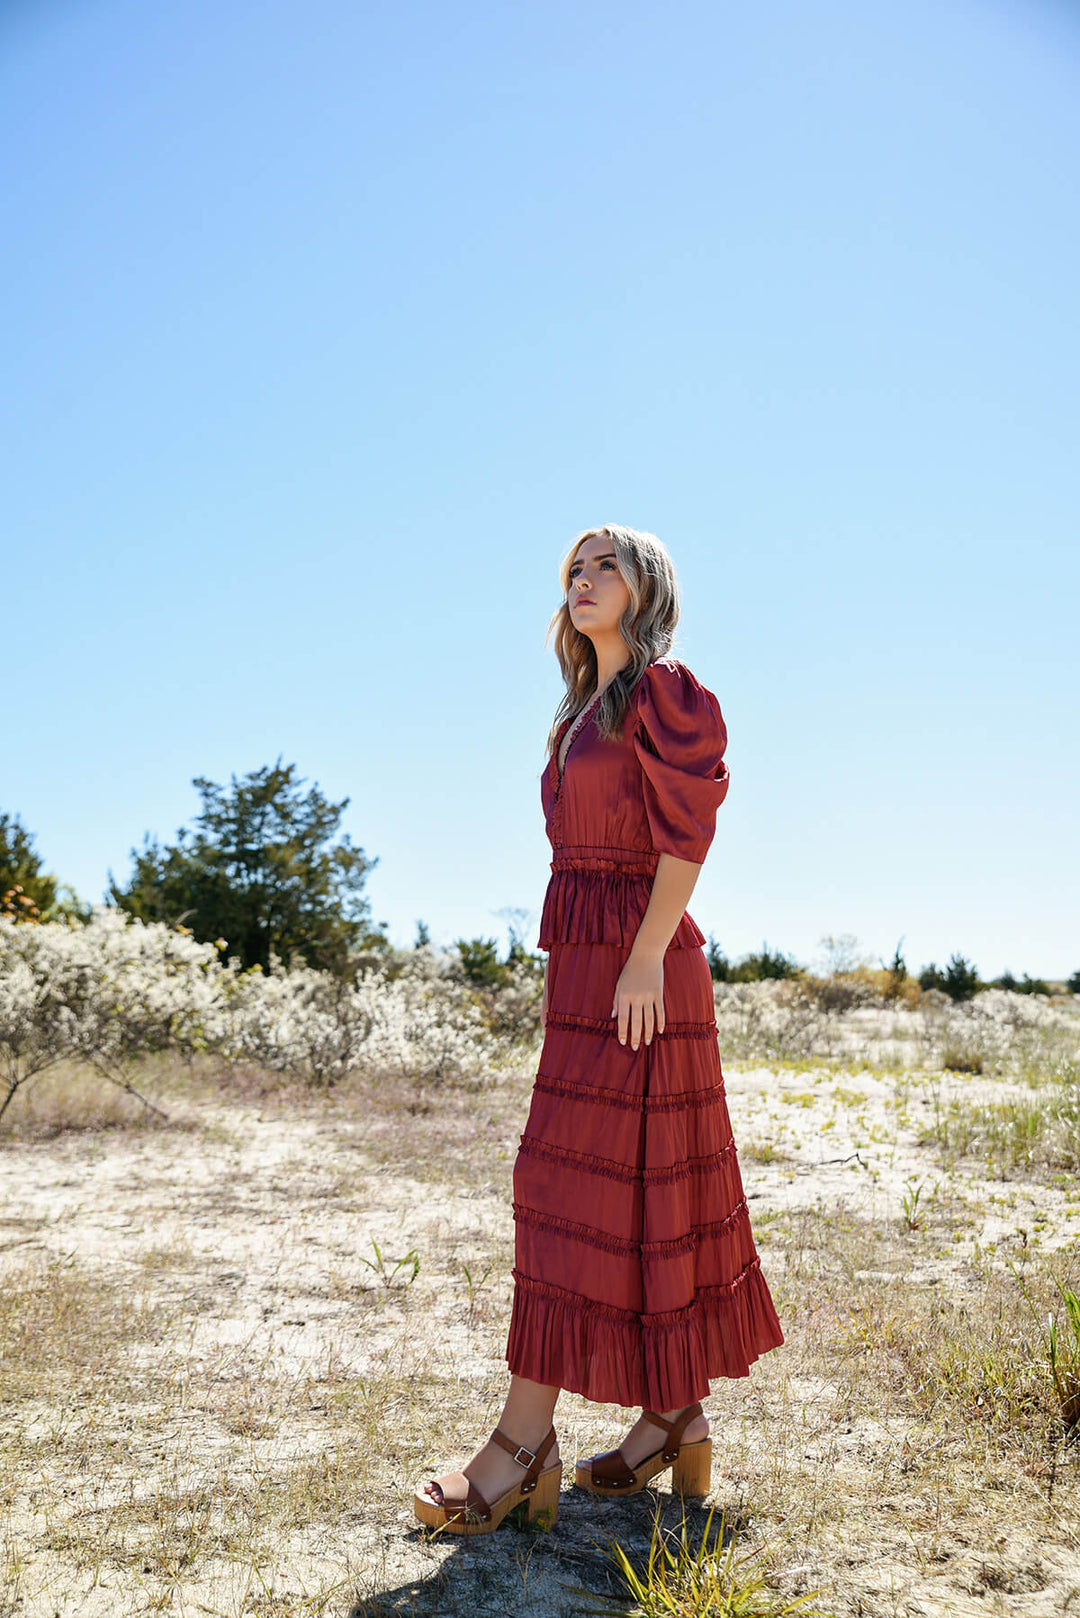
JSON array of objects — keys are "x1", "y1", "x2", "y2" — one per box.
[{"x1": 550, "y1": 844, "x2": 659, "y2": 876}]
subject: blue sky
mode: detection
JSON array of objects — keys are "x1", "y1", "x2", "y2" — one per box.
[{"x1": 3, "y1": 0, "x2": 1078, "y2": 979}]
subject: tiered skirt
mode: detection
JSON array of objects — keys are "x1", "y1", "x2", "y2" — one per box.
[{"x1": 506, "y1": 847, "x2": 785, "y2": 1410}]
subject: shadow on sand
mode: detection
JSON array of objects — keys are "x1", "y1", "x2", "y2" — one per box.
[{"x1": 348, "y1": 1487, "x2": 748, "y2": 1617}]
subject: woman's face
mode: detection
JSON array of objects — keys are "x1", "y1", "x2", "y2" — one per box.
[{"x1": 567, "y1": 535, "x2": 632, "y2": 639}]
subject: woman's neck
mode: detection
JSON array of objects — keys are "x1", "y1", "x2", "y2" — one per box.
[{"x1": 593, "y1": 645, "x2": 631, "y2": 690}]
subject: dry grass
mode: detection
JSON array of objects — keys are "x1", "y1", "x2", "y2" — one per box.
[
  {"x1": 920, "y1": 1078, "x2": 1080, "y2": 1177},
  {"x1": 1, "y1": 1029, "x2": 1080, "y2": 1615}
]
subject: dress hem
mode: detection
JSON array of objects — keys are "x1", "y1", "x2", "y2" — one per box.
[{"x1": 505, "y1": 1258, "x2": 785, "y2": 1409}]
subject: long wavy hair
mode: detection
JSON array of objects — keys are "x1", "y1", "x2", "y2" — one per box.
[{"x1": 544, "y1": 524, "x2": 681, "y2": 762}]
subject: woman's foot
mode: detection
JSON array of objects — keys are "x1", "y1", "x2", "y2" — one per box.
[
  {"x1": 584, "y1": 1404, "x2": 709, "y2": 1472},
  {"x1": 423, "y1": 1423, "x2": 561, "y2": 1511}
]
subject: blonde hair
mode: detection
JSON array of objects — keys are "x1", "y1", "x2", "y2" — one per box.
[{"x1": 544, "y1": 524, "x2": 681, "y2": 760}]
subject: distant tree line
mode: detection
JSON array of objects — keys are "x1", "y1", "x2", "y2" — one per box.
[
  {"x1": 2, "y1": 782, "x2": 1078, "y2": 998},
  {"x1": 704, "y1": 939, "x2": 802, "y2": 984},
  {"x1": 701, "y1": 936, "x2": 1076, "y2": 1001}
]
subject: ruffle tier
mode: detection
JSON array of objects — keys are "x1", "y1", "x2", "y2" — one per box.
[
  {"x1": 505, "y1": 1254, "x2": 784, "y2": 1409},
  {"x1": 537, "y1": 846, "x2": 706, "y2": 952}
]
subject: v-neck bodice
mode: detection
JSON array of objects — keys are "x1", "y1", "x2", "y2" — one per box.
[
  {"x1": 553, "y1": 692, "x2": 604, "y2": 784},
  {"x1": 537, "y1": 659, "x2": 731, "y2": 952}
]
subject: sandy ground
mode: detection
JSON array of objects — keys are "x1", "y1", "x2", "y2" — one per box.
[{"x1": 2, "y1": 1055, "x2": 1079, "y2": 1617}]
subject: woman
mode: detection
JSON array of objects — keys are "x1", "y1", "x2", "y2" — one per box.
[{"x1": 414, "y1": 525, "x2": 784, "y2": 1533}]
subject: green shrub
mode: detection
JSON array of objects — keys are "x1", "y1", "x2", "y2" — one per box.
[
  {"x1": 881, "y1": 939, "x2": 909, "y2": 1002},
  {"x1": 734, "y1": 945, "x2": 802, "y2": 983},
  {"x1": 920, "y1": 952, "x2": 981, "y2": 1001},
  {"x1": 705, "y1": 935, "x2": 732, "y2": 982},
  {"x1": 699, "y1": 936, "x2": 804, "y2": 985},
  {"x1": 0, "y1": 812, "x2": 58, "y2": 918},
  {"x1": 455, "y1": 936, "x2": 512, "y2": 989}
]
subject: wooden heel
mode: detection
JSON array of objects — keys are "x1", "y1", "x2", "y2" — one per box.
[
  {"x1": 671, "y1": 1438, "x2": 712, "y2": 1496},
  {"x1": 525, "y1": 1463, "x2": 562, "y2": 1525}
]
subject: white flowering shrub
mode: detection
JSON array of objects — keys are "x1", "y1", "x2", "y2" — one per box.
[
  {"x1": 455, "y1": 956, "x2": 544, "y2": 1044},
  {"x1": 918, "y1": 986, "x2": 1080, "y2": 1080},
  {"x1": 225, "y1": 946, "x2": 515, "y2": 1087},
  {"x1": 712, "y1": 976, "x2": 1080, "y2": 1079},
  {"x1": 0, "y1": 908, "x2": 239, "y2": 1119},
  {"x1": 0, "y1": 910, "x2": 525, "y2": 1117},
  {"x1": 711, "y1": 980, "x2": 819, "y2": 1064}
]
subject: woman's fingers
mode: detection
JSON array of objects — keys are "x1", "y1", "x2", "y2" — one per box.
[
  {"x1": 613, "y1": 994, "x2": 633, "y2": 1046},
  {"x1": 612, "y1": 992, "x2": 662, "y2": 1048},
  {"x1": 611, "y1": 954, "x2": 665, "y2": 1048}
]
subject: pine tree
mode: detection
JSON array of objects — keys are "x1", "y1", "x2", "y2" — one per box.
[
  {"x1": 109, "y1": 759, "x2": 386, "y2": 973},
  {"x1": 0, "y1": 812, "x2": 58, "y2": 918}
]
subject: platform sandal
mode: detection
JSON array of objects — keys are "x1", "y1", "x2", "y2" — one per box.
[
  {"x1": 413, "y1": 1425, "x2": 562, "y2": 1535},
  {"x1": 574, "y1": 1402, "x2": 712, "y2": 1498}
]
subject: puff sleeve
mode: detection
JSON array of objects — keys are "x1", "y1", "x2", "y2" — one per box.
[{"x1": 632, "y1": 659, "x2": 730, "y2": 863}]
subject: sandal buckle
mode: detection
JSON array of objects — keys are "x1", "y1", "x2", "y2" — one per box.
[{"x1": 512, "y1": 1444, "x2": 537, "y2": 1467}]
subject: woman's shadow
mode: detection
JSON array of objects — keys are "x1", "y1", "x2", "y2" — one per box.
[{"x1": 347, "y1": 1487, "x2": 748, "y2": 1617}]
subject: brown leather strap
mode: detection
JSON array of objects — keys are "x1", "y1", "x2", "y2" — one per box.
[
  {"x1": 428, "y1": 1471, "x2": 494, "y2": 1524},
  {"x1": 640, "y1": 1401, "x2": 704, "y2": 1463},
  {"x1": 588, "y1": 1445, "x2": 638, "y2": 1489},
  {"x1": 489, "y1": 1424, "x2": 557, "y2": 1495},
  {"x1": 591, "y1": 1403, "x2": 704, "y2": 1486}
]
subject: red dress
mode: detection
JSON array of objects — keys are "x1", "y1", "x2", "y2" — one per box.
[{"x1": 505, "y1": 658, "x2": 784, "y2": 1409}]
